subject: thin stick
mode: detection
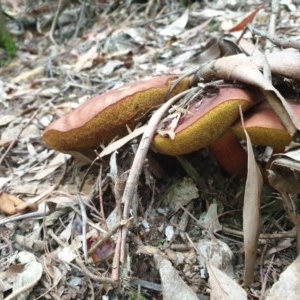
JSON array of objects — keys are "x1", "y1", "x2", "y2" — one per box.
[
  {"x1": 0, "y1": 108, "x2": 41, "y2": 166},
  {"x1": 265, "y1": 0, "x2": 279, "y2": 53},
  {"x1": 119, "y1": 88, "x2": 196, "y2": 263},
  {"x1": 247, "y1": 24, "x2": 300, "y2": 51}
]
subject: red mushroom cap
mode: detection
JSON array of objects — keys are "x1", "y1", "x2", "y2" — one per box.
[{"x1": 43, "y1": 75, "x2": 190, "y2": 151}]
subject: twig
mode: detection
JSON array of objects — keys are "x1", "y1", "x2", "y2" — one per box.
[
  {"x1": 260, "y1": 255, "x2": 275, "y2": 300},
  {"x1": 98, "y1": 164, "x2": 109, "y2": 231},
  {"x1": 265, "y1": 0, "x2": 279, "y2": 53},
  {"x1": 48, "y1": 229, "x2": 117, "y2": 284},
  {"x1": 119, "y1": 88, "x2": 196, "y2": 264},
  {"x1": 88, "y1": 219, "x2": 130, "y2": 256},
  {"x1": 222, "y1": 226, "x2": 296, "y2": 239},
  {"x1": 4, "y1": 270, "x2": 42, "y2": 300},
  {"x1": 49, "y1": 0, "x2": 70, "y2": 45},
  {"x1": 111, "y1": 228, "x2": 122, "y2": 281},
  {"x1": 78, "y1": 194, "x2": 88, "y2": 263},
  {"x1": 73, "y1": 0, "x2": 86, "y2": 38},
  {"x1": 247, "y1": 24, "x2": 300, "y2": 51}
]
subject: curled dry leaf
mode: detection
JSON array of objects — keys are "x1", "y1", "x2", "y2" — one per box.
[
  {"x1": 242, "y1": 114, "x2": 263, "y2": 287},
  {"x1": 268, "y1": 148, "x2": 300, "y2": 194},
  {"x1": 252, "y1": 49, "x2": 300, "y2": 81},
  {"x1": 0, "y1": 192, "x2": 37, "y2": 216},
  {"x1": 193, "y1": 53, "x2": 300, "y2": 140}
]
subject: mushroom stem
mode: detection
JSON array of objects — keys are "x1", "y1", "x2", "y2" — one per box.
[{"x1": 208, "y1": 130, "x2": 248, "y2": 177}]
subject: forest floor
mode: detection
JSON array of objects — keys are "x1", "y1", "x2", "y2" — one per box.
[{"x1": 1, "y1": 1, "x2": 300, "y2": 299}]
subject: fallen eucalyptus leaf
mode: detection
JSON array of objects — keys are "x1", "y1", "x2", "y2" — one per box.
[
  {"x1": 243, "y1": 114, "x2": 263, "y2": 287},
  {"x1": 266, "y1": 254, "x2": 300, "y2": 300},
  {"x1": 154, "y1": 253, "x2": 198, "y2": 300},
  {"x1": 207, "y1": 263, "x2": 247, "y2": 300}
]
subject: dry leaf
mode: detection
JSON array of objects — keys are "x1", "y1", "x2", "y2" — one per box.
[
  {"x1": 5, "y1": 251, "x2": 43, "y2": 300},
  {"x1": 57, "y1": 246, "x2": 77, "y2": 263},
  {"x1": 158, "y1": 9, "x2": 189, "y2": 37},
  {"x1": 226, "y1": 6, "x2": 263, "y2": 32},
  {"x1": 252, "y1": 49, "x2": 300, "y2": 80},
  {"x1": 0, "y1": 192, "x2": 37, "y2": 215},
  {"x1": 197, "y1": 238, "x2": 234, "y2": 278},
  {"x1": 154, "y1": 253, "x2": 198, "y2": 300},
  {"x1": 243, "y1": 115, "x2": 263, "y2": 287},
  {"x1": 195, "y1": 53, "x2": 300, "y2": 138},
  {"x1": 207, "y1": 263, "x2": 247, "y2": 300},
  {"x1": 0, "y1": 114, "x2": 15, "y2": 126},
  {"x1": 268, "y1": 149, "x2": 300, "y2": 194},
  {"x1": 100, "y1": 125, "x2": 146, "y2": 158},
  {"x1": 73, "y1": 44, "x2": 99, "y2": 72},
  {"x1": 198, "y1": 203, "x2": 222, "y2": 232},
  {"x1": 101, "y1": 59, "x2": 124, "y2": 75},
  {"x1": 33, "y1": 152, "x2": 71, "y2": 180},
  {"x1": 162, "y1": 177, "x2": 199, "y2": 215},
  {"x1": 267, "y1": 169, "x2": 300, "y2": 194}
]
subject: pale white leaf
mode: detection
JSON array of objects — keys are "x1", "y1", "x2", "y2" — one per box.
[
  {"x1": 266, "y1": 254, "x2": 300, "y2": 300},
  {"x1": 243, "y1": 118, "x2": 263, "y2": 287},
  {"x1": 158, "y1": 9, "x2": 189, "y2": 37},
  {"x1": 207, "y1": 263, "x2": 247, "y2": 300}
]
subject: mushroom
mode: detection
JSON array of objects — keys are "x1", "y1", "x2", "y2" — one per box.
[
  {"x1": 43, "y1": 75, "x2": 190, "y2": 151},
  {"x1": 208, "y1": 130, "x2": 248, "y2": 176},
  {"x1": 152, "y1": 87, "x2": 260, "y2": 176},
  {"x1": 231, "y1": 101, "x2": 300, "y2": 152}
]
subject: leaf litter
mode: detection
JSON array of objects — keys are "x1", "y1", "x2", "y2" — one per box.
[{"x1": 1, "y1": 0, "x2": 300, "y2": 299}]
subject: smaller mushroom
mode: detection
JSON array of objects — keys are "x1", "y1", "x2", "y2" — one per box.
[
  {"x1": 152, "y1": 87, "x2": 259, "y2": 175},
  {"x1": 208, "y1": 130, "x2": 248, "y2": 176},
  {"x1": 43, "y1": 75, "x2": 190, "y2": 151},
  {"x1": 231, "y1": 101, "x2": 300, "y2": 152}
]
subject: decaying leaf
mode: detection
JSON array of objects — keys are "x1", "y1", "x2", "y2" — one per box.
[
  {"x1": 266, "y1": 254, "x2": 300, "y2": 300},
  {"x1": 161, "y1": 177, "x2": 199, "y2": 215},
  {"x1": 198, "y1": 203, "x2": 222, "y2": 232},
  {"x1": 268, "y1": 148, "x2": 300, "y2": 194},
  {"x1": 4, "y1": 251, "x2": 43, "y2": 300},
  {"x1": 197, "y1": 238, "x2": 234, "y2": 278},
  {"x1": 0, "y1": 192, "x2": 37, "y2": 215}
]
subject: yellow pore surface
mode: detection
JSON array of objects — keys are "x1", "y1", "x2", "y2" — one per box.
[
  {"x1": 153, "y1": 88, "x2": 257, "y2": 156},
  {"x1": 43, "y1": 75, "x2": 190, "y2": 151}
]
